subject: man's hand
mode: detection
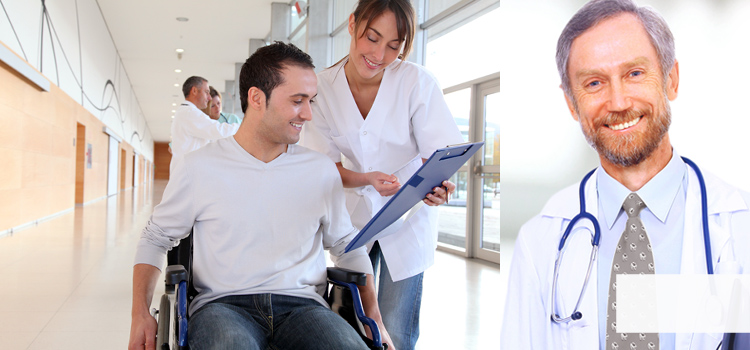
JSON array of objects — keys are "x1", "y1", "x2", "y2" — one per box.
[
  {"x1": 130, "y1": 264, "x2": 162, "y2": 350},
  {"x1": 366, "y1": 171, "x2": 401, "y2": 197},
  {"x1": 423, "y1": 180, "x2": 455, "y2": 206},
  {"x1": 128, "y1": 311, "x2": 157, "y2": 350}
]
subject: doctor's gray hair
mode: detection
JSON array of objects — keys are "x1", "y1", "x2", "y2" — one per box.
[
  {"x1": 182, "y1": 76, "x2": 207, "y2": 98},
  {"x1": 556, "y1": 0, "x2": 675, "y2": 100}
]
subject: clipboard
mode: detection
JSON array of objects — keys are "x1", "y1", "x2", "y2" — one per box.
[{"x1": 344, "y1": 141, "x2": 485, "y2": 253}]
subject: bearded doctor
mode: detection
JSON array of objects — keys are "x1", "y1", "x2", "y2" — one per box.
[
  {"x1": 500, "y1": 0, "x2": 750, "y2": 349},
  {"x1": 301, "y1": 1, "x2": 463, "y2": 349}
]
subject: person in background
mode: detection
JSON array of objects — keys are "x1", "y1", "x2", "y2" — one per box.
[
  {"x1": 169, "y1": 76, "x2": 239, "y2": 174},
  {"x1": 209, "y1": 86, "x2": 242, "y2": 124}
]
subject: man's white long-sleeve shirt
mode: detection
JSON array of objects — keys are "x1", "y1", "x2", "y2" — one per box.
[
  {"x1": 170, "y1": 101, "x2": 239, "y2": 173},
  {"x1": 136, "y1": 137, "x2": 373, "y2": 315}
]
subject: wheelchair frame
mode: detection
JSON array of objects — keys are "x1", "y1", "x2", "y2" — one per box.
[{"x1": 153, "y1": 234, "x2": 386, "y2": 350}]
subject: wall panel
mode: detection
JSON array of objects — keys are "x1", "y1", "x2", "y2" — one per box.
[{"x1": 0, "y1": 46, "x2": 144, "y2": 232}]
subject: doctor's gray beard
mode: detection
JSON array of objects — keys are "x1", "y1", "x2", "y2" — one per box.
[{"x1": 578, "y1": 100, "x2": 671, "y2": 168}]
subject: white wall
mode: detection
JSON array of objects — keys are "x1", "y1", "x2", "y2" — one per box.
[
  {"x1": 500, "y1": 0, "x2": 750, "y2": 240},
  {"x1": 0, "y1": 0, "x2": 154, "y2": 160}
]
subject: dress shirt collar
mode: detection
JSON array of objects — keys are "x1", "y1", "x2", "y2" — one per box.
[
  {"x1": 597, "y1": 150, "x2": 686, "y2": 229},
  {"x1": 181, "y1": 100, "x2": 196, "y2": 108}
]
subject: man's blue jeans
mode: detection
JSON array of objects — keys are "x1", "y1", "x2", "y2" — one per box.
[
  {"x1": 369, "y1": 241, "x2": 424, "y2": 350},
  {"x1": 188, "y1": 294, "x2": 368, "y2": 349}
]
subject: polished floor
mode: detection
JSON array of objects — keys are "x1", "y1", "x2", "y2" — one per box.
[{"x1": 0, "y1": 180, "x2": 500, "y2": 349}]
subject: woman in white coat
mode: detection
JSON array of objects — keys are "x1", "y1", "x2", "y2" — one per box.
[{"x1": 301, "y1": 1, "x2": 463, "y2": 349}]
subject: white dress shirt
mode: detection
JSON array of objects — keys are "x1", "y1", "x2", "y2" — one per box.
[{"x1": 596, "y1": 151, "x2": 687, "y2": 349}]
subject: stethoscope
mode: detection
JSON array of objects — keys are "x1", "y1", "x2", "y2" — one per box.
[{"x1": 550, "y1": 156, "x2": 712, "y2": 323}]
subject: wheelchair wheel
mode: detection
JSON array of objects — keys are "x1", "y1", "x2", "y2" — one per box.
[{"x1": 156, "y1": 294, "x2": 171, "y2": 350}]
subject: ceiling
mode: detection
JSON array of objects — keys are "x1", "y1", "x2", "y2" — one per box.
[{"x1": 96, "y1": 0, "x2": 279, "y2": 142}]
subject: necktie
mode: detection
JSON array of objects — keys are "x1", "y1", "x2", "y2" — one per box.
[{"x1": 606, "y1": 193, "x2": 659, "y2": 350}]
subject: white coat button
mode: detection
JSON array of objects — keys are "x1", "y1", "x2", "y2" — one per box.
[
  {"x1": 363, "y1": 131, "x2": 367, "y2": 135},
  {"x1": 369, "y1": 167, "x2": 372, "y2": 171}
]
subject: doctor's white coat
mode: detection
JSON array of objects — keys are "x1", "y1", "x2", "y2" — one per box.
[{"x1": 501, "y1": 165, "x2": 750, "y2": 350}]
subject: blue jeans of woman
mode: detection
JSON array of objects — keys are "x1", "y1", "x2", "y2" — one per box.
[
  {"x1": 189, "y1": 293, "x2": 368, "y2": 349},
  {"x1": 369, "y1": 241, "x2": 424, "y2": 350}
]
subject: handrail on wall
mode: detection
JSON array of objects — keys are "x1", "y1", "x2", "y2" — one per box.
[{"x1": 0, "y1": 42, "x2": 50, "y2": 92}]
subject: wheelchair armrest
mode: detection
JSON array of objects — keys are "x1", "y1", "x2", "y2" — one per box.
[
  {"x1": 165, "y1": 265, "x2": 188, "y2": 286},
  {"x1": 327, "y1": 267, "x2": 367, "y2": 286}
]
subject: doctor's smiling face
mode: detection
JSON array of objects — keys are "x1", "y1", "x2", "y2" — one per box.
[{"x1": 564, "y1": 13, "x2": 679, "y2": 168}]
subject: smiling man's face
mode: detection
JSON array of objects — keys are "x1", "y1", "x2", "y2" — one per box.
[{"x1": 565, "y1": 13, "x2": 678, "y2": 167}]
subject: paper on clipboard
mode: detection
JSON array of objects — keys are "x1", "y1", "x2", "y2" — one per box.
[{"x1": 344, "y1": 141, "x2": 485, "y2": 253}]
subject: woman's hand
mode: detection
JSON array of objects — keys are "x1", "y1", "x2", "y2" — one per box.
[
  {"x1": 423, "y1": 180, "x2": 455, "y2": 206},
  {"x1": 366, "y1": 171, "x2": 401, "y2": 197}
]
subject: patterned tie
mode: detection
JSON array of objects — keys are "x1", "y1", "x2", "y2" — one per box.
[{"x1": 606, "y1": 193, "x2": 659, "y2": 350}]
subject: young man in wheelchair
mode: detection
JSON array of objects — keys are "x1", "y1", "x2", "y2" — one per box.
[{"x1": 128, "y1": 42, "x2": 394, "y2": 350}]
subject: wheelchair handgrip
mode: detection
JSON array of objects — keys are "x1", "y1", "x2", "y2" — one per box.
[
  {"x1": 327, "y1": 267, "x2": 367, "y2": 286},
  {"x1": 165, "y1": 265, "x2": 188, "y2": 286}
]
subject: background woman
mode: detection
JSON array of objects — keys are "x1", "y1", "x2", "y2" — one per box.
[
  {"x1": 203, "y1": 86, "x2": 242, "y2": 123},
  {"x1": 302, "y1": 1, "x2": 463, "y2": 348}
]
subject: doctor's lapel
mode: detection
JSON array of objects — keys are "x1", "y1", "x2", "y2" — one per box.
[
  {"x1": 554, "y1": 172, "x2": 600, "y2": 347},
  {"x1": 679, "y1": 166, "x2": 732, "y2": 276},
  {"x1": 677, "y1": 166, "x2": 732, "y2": 349}
]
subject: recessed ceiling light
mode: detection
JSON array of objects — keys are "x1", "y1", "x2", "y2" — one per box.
[
  {"x1": 171, "y1": 110, "x2": 176, "y2": 113},
  {"x1": 174, "y1": 83, "x2": 179, "y2": 87},
  {"x1": 171, "y1": 115, "x2": 175, "y2": 119},
  {"x1": 175, "y1": 48, "x2": 184, "y2": 53},
  {"x1": 172, "y1": 103, "x2": 177, "y2": 106},
  {"x1": 176, "y1": 17, "x2": 189, "y2": 22},
  {"x1": 174, "y1": 69, "x2": 182, "y2": 73}
]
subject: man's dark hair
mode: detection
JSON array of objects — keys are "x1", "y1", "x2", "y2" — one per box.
[
  {"x1": 182, "y1": 76, "x2": 207, "y2": 98},
  {"x1": 239, "y1": 41, "x2": 315, "y2": 113}
]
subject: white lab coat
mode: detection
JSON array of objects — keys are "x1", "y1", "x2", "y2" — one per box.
[
  {"x1": 302, "y1": 59, "x2": 463, "y2": 281},
  {"x1": 170, "y1": 101, "x2": 239, "y2": 174},
  {"x1": 501, "y1": 165, "x2": 750, "y2": 350}
]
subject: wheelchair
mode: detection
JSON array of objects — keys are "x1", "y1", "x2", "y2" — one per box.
[{"x1": 152, "y1": 232, "x2": 386, "y2": 350}]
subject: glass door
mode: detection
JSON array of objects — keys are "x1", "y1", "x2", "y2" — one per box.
[
  {"x1": 471, "y1": 81, "x2": 500, "y2": 263},
  {"x1": 436, "y1": 74, "x2": 499, "y2": 265},
  {"x1": 436, "y1": 88, "x2": 470, "y2": 251}
]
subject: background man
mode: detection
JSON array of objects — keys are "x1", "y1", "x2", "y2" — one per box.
[
  {"x1": 128, "y1": 42, "x2": 393, "y2": 350},
  {"x1": 501, "y1": 0, "x2": 750, "y2": 349},
  {"x1": 169, "y1": 76, "x2": 239, "y2": 173}
]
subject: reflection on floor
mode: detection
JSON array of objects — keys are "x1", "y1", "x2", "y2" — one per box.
[{"x1": 0, "y1": 180, "x2": 500, "y2": 350}]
